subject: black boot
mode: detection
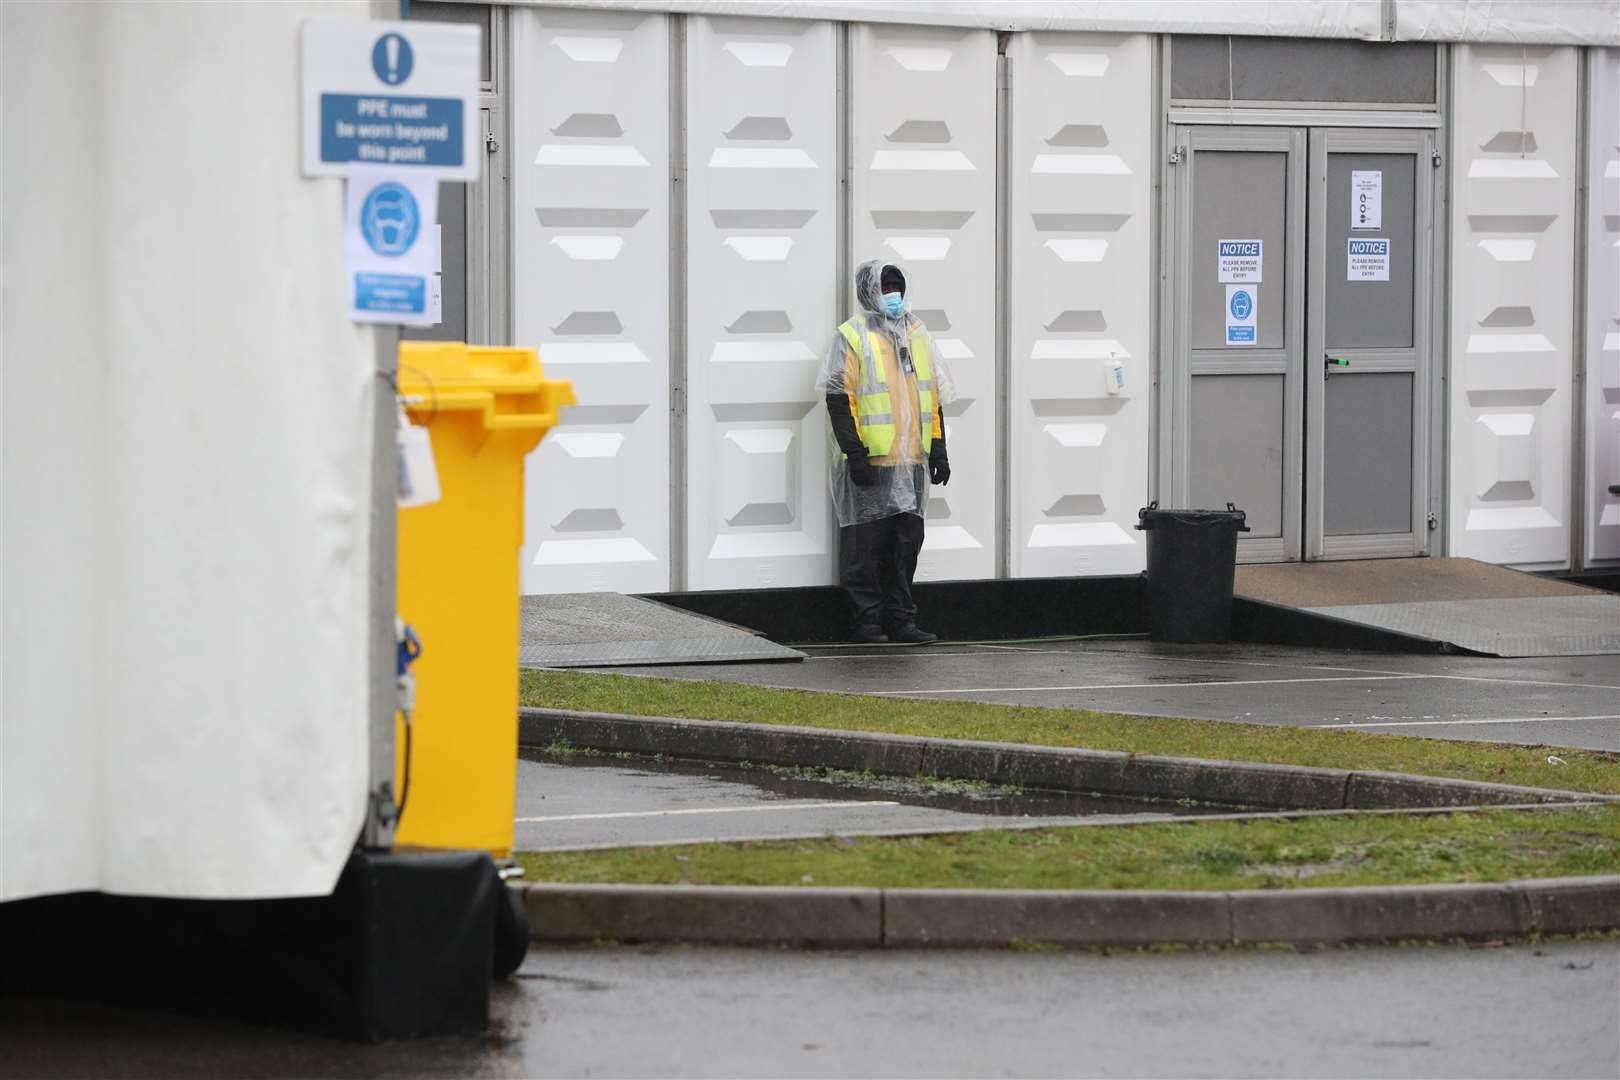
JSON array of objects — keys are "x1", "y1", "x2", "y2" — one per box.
[
  {"x1": 887, "y1": 623, "x2": 937, "y2": 645},
  {"x1": 852, "y1": 625, "x2": 890, "y2": 644}
]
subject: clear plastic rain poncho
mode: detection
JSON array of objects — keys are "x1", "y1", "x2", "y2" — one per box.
[{"x1": 816, "y1": 260, "x2": 958, "y2": 528}]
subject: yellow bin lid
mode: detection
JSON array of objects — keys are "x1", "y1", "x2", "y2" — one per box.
[{"x1": 396, "y1": 341, "x2": 575, "y2": 436}]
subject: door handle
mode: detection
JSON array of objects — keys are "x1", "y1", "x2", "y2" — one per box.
[{"x1": 1325, "y1": 356, "x2": 1351, "y2": 371}]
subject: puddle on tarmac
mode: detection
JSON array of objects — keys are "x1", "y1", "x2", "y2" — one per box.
[{"x1": 518, "y1": 747, "x2": 1234, "y2": 819}]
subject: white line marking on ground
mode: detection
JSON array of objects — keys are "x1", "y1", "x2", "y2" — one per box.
[
  {"x1": 805, "y1": 650, "x2": 1035, "y2": 661},
  {"x1": 1422, "y1": 674, "x2": 1620, "y2": 691},
  {"x1": 1316, "y1": 715, "x2": 1620, "y2": 729},
  {"x1": 1053, "y1": 645, "x2": 1620, "y2": 689},
  {"x1": 515, "y1": 800, "x2": 901, "y2": 823},
  {"x1": 874, "y1": 675, "x2": 1439, "y2": 695}
]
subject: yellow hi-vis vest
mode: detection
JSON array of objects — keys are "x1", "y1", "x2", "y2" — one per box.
[{"x1": 837, "y1": 318, "x2": 935, "y2": 459}]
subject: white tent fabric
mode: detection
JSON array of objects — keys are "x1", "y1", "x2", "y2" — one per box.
[
  {"x1": 2, "y1": 1, "x2": 375, "y2": 901},
  {"x1": 501, "y1": 0, "x2": 1385, "y2": 38},
  {"x1": 496, "y1": 0, "x2": 1620, "y2": 45},
  {"x1": 1397, "y1": 2, "x2": 1620, "y2": 46}
]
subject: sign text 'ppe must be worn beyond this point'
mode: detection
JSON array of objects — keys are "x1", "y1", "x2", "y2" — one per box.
[{"x1": 320, "y1": 94, "x2": 462, "y2": 166}]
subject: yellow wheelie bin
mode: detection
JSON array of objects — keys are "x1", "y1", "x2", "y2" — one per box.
[{"x1": 394, "y1": 341, "x2": 574, "y2": 857}]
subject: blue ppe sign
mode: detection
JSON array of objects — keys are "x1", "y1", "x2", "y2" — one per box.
[
  {"x1": 303, "y1": 19, "x2": 479, "y2": 180},
  {"x1": 1347, "y1": 238, "x2": 1392, "y2": 282},
  {"x1": 1217, "y1": 237, "x2": 1263, "y2": 283},
  {"x1": 346, "y1": 168, "x2": 438, "y2": 326},
  {"x1": 355, "y1": 273, "x2": 427, "y2": 315},
  {"x1": 1225, "y1": 285, "x2": 1257, "y2": 346},
  {"x1": 319, "y1": 94, "x2": 464, "y2": 168}
]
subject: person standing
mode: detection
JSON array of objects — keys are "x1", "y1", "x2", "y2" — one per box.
[{"x1": 817, "y1": 260, "x2": 955, "y2": 644}]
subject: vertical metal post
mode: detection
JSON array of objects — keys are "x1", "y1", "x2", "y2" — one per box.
[
  {"x1": 361, "y1": 0, "x2": 403, "y2": 853},
  {"x1": 668, "y1": 14, "x2": 689, "y2": 592},
  {"x1": 994, "y1": 33, "x2": 1011, "y2": 579},
  {"x1": 363, "y1": 325, "x2": 400, "y2": 851},
  {"x1": 1570, "y1": 48, "x2": 1592, "y2": 573}
]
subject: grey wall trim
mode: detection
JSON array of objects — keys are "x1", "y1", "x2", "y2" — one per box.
[
  {"x1": 1570, "y1": 48, "x2": 1592, "y2": 572},
  {"x1": 491, "y1": 4, "x2": 512, "y2": 344},
  {"x1": 1432, "y1": 44, "x2": 1452, "y2": 557},
  {"x1": 995, "y1": 34, "x2": 1011, "y2": 578},
  {"x1": 836, "y1": 21, "x2": 851, "y2": 328},
  {"x1": 1149, "y1": 35, "x2": 1168, "y2": 505},
  {"x1": 832, "y1": 21, "x2": 851, "y2": 578},
  {"x1": 1169, "y1": 106, "x2": 1441, "y2": 129},
  {"x1": 1154, "y1": 35, "x2": 1176, "y2": 507},
  {"x1": 668, "y1": 14, "x2": 689, "y2": 592}
]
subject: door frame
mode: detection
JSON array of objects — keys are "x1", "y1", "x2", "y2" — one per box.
[
  {"x1": 1304, "y1": 126, "x2": 1437, "y2": 560},
  {"x1": 1163, "y1": 124, "x2": 1308, "y2": 563}
]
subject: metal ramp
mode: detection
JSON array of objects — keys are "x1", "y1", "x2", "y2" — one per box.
[
  {"x1": 1234, "y1": 558, "x2": 1620, "y2": 658},
  {"x1": 519, "y1": 593, "x2": 804, "y2": 669}
]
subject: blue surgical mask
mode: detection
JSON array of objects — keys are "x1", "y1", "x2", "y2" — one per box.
[{"x1": 881, "y1": 292, "x2": 904, "y2": 318}]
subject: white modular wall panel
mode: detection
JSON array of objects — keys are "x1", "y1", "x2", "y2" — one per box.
[
  {"x1": 513, "y1": 9, "x2": 670, "y2": 593},
  {"x1": 1584, "y1": 48, "x2": 1620, "y2": 567},
  {"x1": 1449, "y1": 45, "x2": 1580, "y2": 569},
  {"x1": 852, "y1": 23, "x2": 997, "y2": 581},
  {"x1": 685, "y1": 17, "x2": 838, "y2": 589},
  {"x1": 1009, "y1": 33, "x2": 1152, "y2": 577}
]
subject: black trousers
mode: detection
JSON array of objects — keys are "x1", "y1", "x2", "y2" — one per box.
[{"x1": 839, "y1": 511, "x2": 925, "y2": 632}]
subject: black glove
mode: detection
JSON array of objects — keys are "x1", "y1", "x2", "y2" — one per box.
[
  {"x1": 929, "y1": 443, "x2": 950, "y2": 486},
  {"x1": 848, "y1": 451, "x2": 877, "y2": 487}
]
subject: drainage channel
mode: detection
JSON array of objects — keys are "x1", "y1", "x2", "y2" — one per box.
[{"x1": 513, "y1": 748, "x2": 1233, "y2": 852}]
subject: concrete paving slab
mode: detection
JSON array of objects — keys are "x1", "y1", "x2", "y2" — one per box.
[
  {"x1": 513, "y1": 751, "x2": 1213, "y2": 852},
  {"x1": 570, "y1": 638, "x2": 1620, "y2": 751}
]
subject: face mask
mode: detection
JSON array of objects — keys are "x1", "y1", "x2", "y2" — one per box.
[{"x1": 881, "y1": 292, "x2": 904, "y2": 318}]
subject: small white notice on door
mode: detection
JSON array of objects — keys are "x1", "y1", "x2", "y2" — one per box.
[
  {"x1": 1347, "y1": 238, "x2": 1391, "y2": 281},
  {"x1": 1225, "y1": 285, "x2": 1257, "y2": 346},
  {"x1": 1217, "y1": 239, "x2": 1263, "y2": 283},
  {"x1": 1351, "y1": 170, "x2": 1382, "y2": 231}
]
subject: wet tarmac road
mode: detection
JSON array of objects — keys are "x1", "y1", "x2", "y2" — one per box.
[
  {"x1": 6, "y1": 938, "x2": 1614, "y2": 1078},
  {"x1": 580, "y1": 638, "x2": 1620, "y2": 752},
  {"x1": 513, "y1": 750, "x2": 1223, "y2": 851}
]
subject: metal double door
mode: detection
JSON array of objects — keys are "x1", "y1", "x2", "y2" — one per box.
[{"x1": 1165, "y1": 125, "x2": 1437, "y2": 562}]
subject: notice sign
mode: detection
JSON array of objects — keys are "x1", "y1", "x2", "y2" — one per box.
[
  {"x1": 1351, "y1": 170, "x2": 1382, "y2": 231},
  {"x1": 346, "y1": 167, "x2": 439, "y2": 325},
  {"x1": 1347, "y1": 238, "x2": 1391, "y2": 282},
  {"x1": 1217, "y1": 239, "x2": 1263, "y2": 283},
  {"x1": 1225, "y1": 285, "x2": 1257, "y2": 346},
  {"x1": 302, "y1": 19, "x2": 480, "y2": 179}
]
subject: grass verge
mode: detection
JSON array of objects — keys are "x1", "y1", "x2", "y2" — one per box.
[
  {"x1": 519, "y1": 670, "x2": 1620, "y2": 795},
  {"x1": 517, "y1": 805, "x2": 1620, "y2": 892}
]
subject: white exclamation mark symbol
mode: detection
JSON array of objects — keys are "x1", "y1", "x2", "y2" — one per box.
[{"x1": 386, "y1": 36, "x2": 399, "y2": 82}]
